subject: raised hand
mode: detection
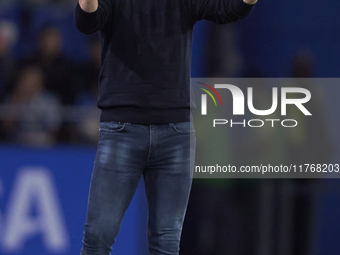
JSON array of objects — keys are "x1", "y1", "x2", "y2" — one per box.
[
  {"x1": 243, "y1": 0, "x2": 258, "y2": 4},
  {"x1": 79, "y1": 0, "x2": 98, "y2": 13}
]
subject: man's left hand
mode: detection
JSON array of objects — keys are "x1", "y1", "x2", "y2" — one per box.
[{"x1": 243, "y1": 0, "x2": 258, "y2": 4}]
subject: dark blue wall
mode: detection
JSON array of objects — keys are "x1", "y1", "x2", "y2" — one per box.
[{"x1": 237, "y1": 0, "x2": 340, "y2": 77}]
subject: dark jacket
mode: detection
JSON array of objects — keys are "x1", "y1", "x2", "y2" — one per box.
[{"x1": 75, "y1": 0, "x2": 255, "y2": 124}]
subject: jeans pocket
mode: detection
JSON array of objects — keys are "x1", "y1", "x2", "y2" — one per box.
[
  {"x1": 99, "y1": 121, "x2": 126, "y2": 132},
  {"x1": 169, "y1": 121, "x2": 195, "y2": 134}
]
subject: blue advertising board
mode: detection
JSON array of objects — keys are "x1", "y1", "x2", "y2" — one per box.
[{"x1": 0, "y1": 145, "x2": 148, "y2": 255}]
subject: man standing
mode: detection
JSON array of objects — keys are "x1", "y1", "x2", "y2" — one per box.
[{"x1": 74, "y1": 0, "x2": 257, "y2": 254}]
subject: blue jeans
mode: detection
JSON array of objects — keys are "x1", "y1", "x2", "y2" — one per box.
[{"x1": 81, "y1": 121, "x2": 196, "y2": 255}]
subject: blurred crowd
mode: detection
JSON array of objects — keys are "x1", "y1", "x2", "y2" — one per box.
[
  {"x1": 0, "y1": 2, "x2": 101, "y2": 146},
  {"x1": 0, "y1": 1, "x2": 329, "y2": 148}
]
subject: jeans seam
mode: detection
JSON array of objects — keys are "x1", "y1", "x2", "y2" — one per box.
[
  {"x1": 147, "y1": 125, "x2": 152, "y2": 162},
  {"x1": 169, "y1": 122, "x2": 195, "y2": 134}
]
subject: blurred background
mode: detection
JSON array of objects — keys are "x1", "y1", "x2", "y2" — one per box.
[{"x1": 1, "y1": 0, "x2": 340, "y2": 254}]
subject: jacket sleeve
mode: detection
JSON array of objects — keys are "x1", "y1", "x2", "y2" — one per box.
[
  {"x1": 74, "y1": 0, "x2": 114, "y2": 34},
  {"x1": 192, "y1": 0, "x2": 255, "y2": 24}
]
